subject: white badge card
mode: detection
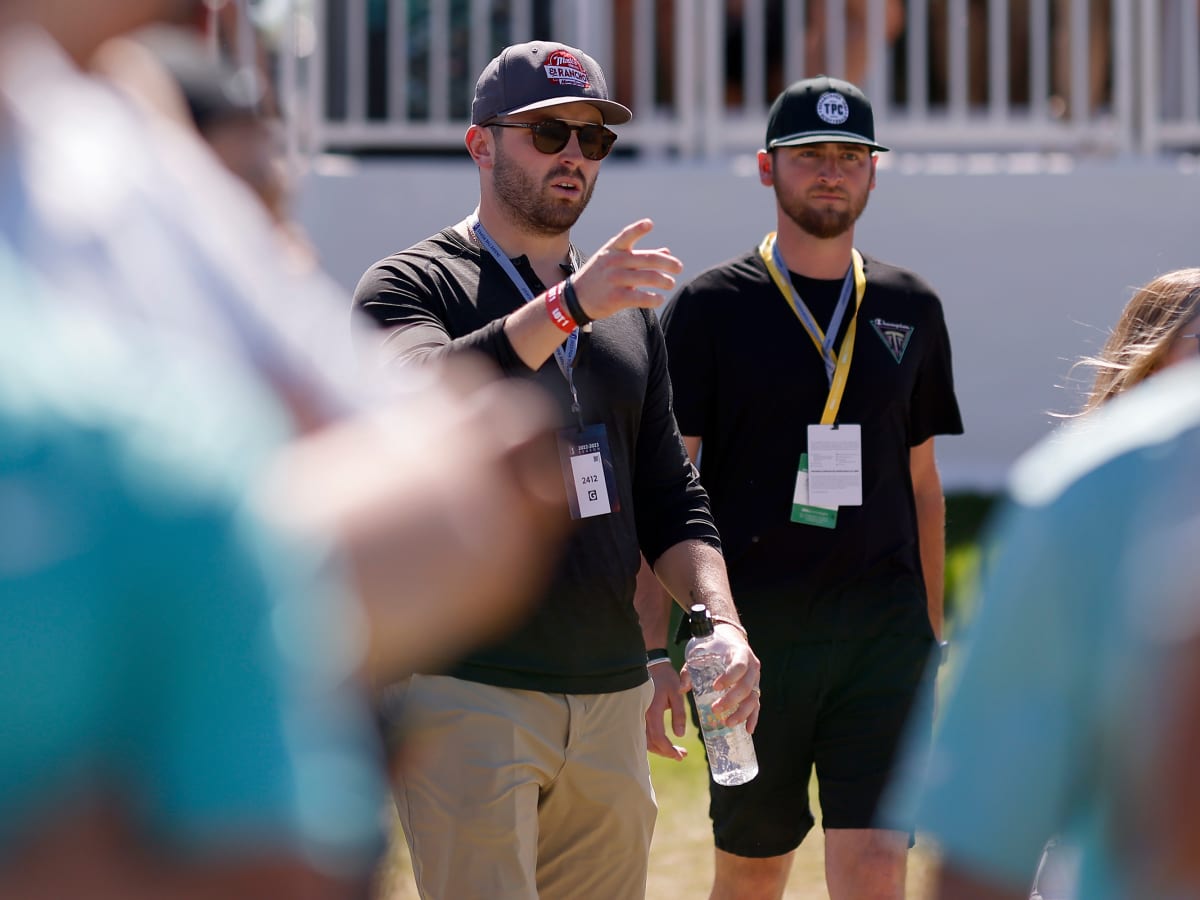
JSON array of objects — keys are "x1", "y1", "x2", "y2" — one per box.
[
  {"x1": 806, "y1": 424, "x2": 863, "y2": 507},
  {"x1": 557, "y1": 424, "x2": 620, "y2": 519},
  {"x1": 791, "y1": 453, "x2": 838, "y2": 528}
]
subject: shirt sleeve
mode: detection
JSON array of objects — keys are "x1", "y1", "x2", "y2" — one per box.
[
  {"x1": 660, "y1": 285, "x2": 715, "y2": 439},
  {"x1": 632, "y1": 309, "x2": 721, "y2": 565},
  {"x1": 909, "y1": 293, "x2": 964, "y2": 446},
  {"x1": 353, "y1": 248, "x2": 532, "y2": 376}
]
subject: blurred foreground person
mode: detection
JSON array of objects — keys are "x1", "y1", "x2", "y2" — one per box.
[
  {"x1": 0, "y1": 2, "x2": 353, "y2": 427},
  {"x1": 0, "y1": 258, "x2": 563, "y2": 899},
  {"x1": 92, "y1": 22, "x2": 316, "y2": 267},
  {"x1": 0, "y1": 0, "x2": 567, "y2": 680},
  {"x1": 0, "y1": 2, "x2": 573, "y2": 891},
  {"x1": 1146, "y1": 571, "x2": 1200, "y2": 894},
  {"x1": 0, "y1": 275, "x2": 385, "y2": 899},
  {"x1": 1025, "y1": 267, "x2": 1200, "y2": 900},
  {"x1": 883, "y1": 276, "x2": 1200, "y2": 897}
]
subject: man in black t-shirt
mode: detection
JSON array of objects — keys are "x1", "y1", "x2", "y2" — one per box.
[
  {"x1": 353, "y1": 42, "x2": 761, "y2": 900},
  {"x1": 660, "y1": 76, "x2": 963, "y2": 899}
]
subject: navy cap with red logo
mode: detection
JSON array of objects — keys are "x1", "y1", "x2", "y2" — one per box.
[
  {"x1": 765, "y1": 75, "x2": 889, "y2": 152},
  {"x1": 471, "y1": 41, "x2": 632, "y2": 126}
]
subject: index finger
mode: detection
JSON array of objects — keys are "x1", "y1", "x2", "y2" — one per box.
[{"x1": 603, "y1": 218, "x2": 655, "y2": 252}]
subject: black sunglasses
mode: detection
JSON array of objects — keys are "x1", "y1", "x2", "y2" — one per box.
[{"x1": 489, "y1": 119, "x2": 618, "y2": 160}]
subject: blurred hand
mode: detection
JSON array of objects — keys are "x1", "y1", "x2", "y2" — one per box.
[{"x1": 258, "y1": 356, "x2": 568, "y2": 680}]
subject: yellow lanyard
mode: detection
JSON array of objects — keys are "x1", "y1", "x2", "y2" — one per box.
[{"x1": 758, "y1": 233, "x2": 866, "y2": 425}]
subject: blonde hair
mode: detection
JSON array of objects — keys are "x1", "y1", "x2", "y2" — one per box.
[{"x1": 1076, "y1": 268, "x2": 1200, "y2": 414}]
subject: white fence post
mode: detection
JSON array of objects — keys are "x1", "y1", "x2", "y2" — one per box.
[{"x1": 291, "y1": 0, "x2": 1199, "y2": 159}]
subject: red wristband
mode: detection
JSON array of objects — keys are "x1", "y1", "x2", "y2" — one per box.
[{"x1": 544, "y1": 283, "x2": 576, "y2": 333}]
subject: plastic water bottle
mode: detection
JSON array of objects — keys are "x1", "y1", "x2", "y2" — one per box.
[{"x1": 685, "y1": 604, "x2": 758, "y2": 786}]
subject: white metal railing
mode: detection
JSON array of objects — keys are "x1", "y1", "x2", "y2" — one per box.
[{"x1": 268, "y1": 0, "x2": 1200, "y2": 158}]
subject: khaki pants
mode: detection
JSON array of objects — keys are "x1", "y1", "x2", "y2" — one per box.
[{"x1": 389, "y1": 675, "x2": 657, "y2": 900}]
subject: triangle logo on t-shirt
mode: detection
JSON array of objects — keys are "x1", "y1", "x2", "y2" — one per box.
[{"x1": 870, "y1": 318, "x2": 913, "y2": 364}]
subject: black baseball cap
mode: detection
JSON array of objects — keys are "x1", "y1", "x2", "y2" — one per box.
[
  {"x1": 765, "y1": 75, "x2": 889, "y2": 152},
  {"x1": 471, "y1": 41, "x2": 632, "y2": 126}
]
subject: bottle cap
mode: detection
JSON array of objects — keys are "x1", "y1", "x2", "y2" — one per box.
[{"x1": 688, "y1": 604, "x2": 714, "y2": 638}]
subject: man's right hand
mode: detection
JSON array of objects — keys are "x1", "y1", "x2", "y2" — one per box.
[
  {"x1": 502, "y1": 218, "x2": 684, "y2": 372},
  {"x1": 570, "y1": 219, "x2": 683, "y2": 320}
]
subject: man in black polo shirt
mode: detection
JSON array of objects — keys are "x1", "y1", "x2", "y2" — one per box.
[
  {"x1": 353, "y1": 41, "x2": 761, "y2": 900},
  {"x1": 660, "y1": 76, "x2": 962, "y2": 899}
]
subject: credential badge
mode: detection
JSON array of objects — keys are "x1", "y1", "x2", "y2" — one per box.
[
  {"x1": 871, "y1": 318, "x2": 914, "y2": 364},
  {"x1": 816, "y1": 91, "x2": 850, "y2": 125}
]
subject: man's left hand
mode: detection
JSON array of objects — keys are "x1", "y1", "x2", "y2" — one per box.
[{"x1": 645, "y1": 661, "x2": 689, "y2": 760}]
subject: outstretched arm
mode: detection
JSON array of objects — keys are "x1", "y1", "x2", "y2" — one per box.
[
  {"x1": 502, "y1": 219, "x2": 684, "y2": 370},
  {"x1": 257, "y1": 358, "x2": 567, "y2": 682}
]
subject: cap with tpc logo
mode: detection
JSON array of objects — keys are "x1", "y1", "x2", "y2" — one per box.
[{"x1": 764, "y1": 75, "x2": 889, "y2": 152}]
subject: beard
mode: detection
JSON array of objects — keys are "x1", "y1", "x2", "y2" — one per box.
[
  {"x1": 492, "y1": 140, "x2": 596, "y2": 236},
  {"x1": 775, "y1": 181, "x2": 870, "y2": 240}
]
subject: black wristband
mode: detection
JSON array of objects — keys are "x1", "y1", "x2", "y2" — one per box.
[
  {"x1": 646, "y1": 648, "x2": 670, "y2": 662},
  {"x1": 562, "y1": 276, "x2": 592, "y2": 326}
]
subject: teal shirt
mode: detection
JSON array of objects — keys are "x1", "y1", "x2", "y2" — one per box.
[
  {"x1": 0, "y1": 282, "x2": 385, "y2": 875},
  {"x1": 885, "y1": 360, "x2": 1200, "y2": 899}
]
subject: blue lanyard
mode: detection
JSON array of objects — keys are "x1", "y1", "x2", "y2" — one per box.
[
  {"x1": 767, "y1": 237, "x2": 855, "y2": 386},
  {"x1": 468, "y1": 215, "x2": 583, "y2": 421}
]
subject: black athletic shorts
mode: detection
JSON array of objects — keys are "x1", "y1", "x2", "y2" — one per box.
[{"x1": 696, "y1": 631, "x2": 935, "y2": 858}]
